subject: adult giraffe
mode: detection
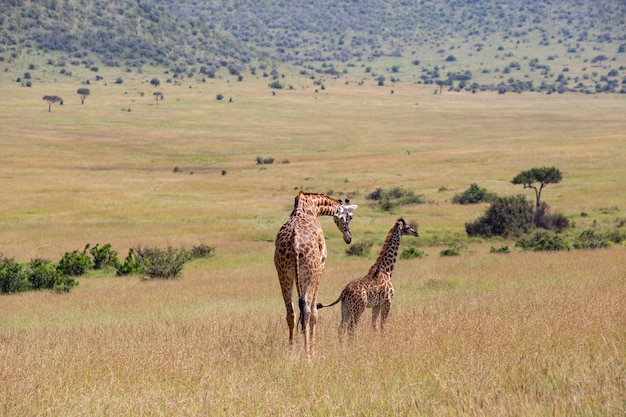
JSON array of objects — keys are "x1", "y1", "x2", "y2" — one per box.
[{"x1": 274, "y1": 191, "x2": 357, "y2": 357}]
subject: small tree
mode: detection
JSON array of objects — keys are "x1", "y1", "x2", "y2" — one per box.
[
  {"x1": 153, "y1": 92, "x2": 164, "y2": 104},
  {"x1": 591, "y1": 54, "x2": 608, "y2": 68},
  {"x1": 43, "y1": 95, "x2": 63, "y2": 112},
  {"x1": 150, "y1": 78, "x2": 160, "y2": 87},
  {"x1": 77, "y1": 88, "x2": 90, "y2": 104},
  {"x1": 511, "y1": 167, "x2": 562, "y2": 207},
  {"x1": 435, "y1": 79, "x2": 451, "y2": 94}
]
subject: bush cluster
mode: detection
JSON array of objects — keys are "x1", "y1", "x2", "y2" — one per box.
[
  {"x1": 400, "y1": 246, "x2": 426, "y2": 259},
  {"x1": 465, "y1": 195, "x2": 535, "y2": 238},
  {"x1": 452, "y1": 183, "x2": 497, "y2": 205},
  {"x1": 256, "y1": 156, "x2": 275, "y2": 165},
  {"x1": 515, "y1": 231, "x2": 571, "y2": 251},
  {"x1": 345, "y1": 241, "x2": 373, "y2": 257},
  {"x1": 1, "y1": 254, "x2": 78, "y2": 294},
  {"x1": 367, "y1": 187, "x2": 424, "y2": 212},
  {"x1": 573, "y1": 229, "x2": 610, "y2": 249},
  {"x1": 534, "y1": 203, "x2": 570, "y2": 233},
  {"x1": 134, "y1": 245, "x2": 191, "y2": 280},
  {"x1": 0, "y1": 242, "x2": 215, "y2": 295}
]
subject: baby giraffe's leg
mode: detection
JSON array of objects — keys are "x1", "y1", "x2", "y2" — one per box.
[{"x1": 347, "y1": 302, "x2": 366, "y2": 339}]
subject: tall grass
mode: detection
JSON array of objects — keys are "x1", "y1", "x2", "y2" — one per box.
[
  {"x1": 1, "y1": 249, "x2": 624, "y2": 416},
  {"x1": 1, "y1": 78, "x2": 625, "y2": 415}
]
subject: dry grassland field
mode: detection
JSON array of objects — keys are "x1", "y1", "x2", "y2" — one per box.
[{"x1": 0, "y1": 75, "x2": 625, "y2": 416}]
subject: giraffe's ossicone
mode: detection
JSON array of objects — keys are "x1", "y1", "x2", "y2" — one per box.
[{"x1": 274, "y1": 191, "x2": 358, "y2": 357}]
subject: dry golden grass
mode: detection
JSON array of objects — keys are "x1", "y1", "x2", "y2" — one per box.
[
  {"x1": 1, "y1": 76, "x2": 625, "y2": 415},
  {"x1": 1, "y1": 248, "x2": 624, "y2": 416}
]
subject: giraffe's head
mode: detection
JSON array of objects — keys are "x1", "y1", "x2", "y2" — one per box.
[
  {"x1": 397, "y1": 218, "x2": 420, "y2": 237},
  {"x1": 334, "y1": 200, "x2": 358, "y2": 244}
]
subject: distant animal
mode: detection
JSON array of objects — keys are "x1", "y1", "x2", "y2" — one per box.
[
  {"x1": 317, "y1": 218, "x2": 419, "y2": 338},
  {"x1": 274, "y1": 191, "x2": 358, "y2": 357}
]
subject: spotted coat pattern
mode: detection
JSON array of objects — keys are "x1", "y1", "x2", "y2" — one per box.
[
  {"x1": 318, "y1": 218, "x2": 419, "y2": 338},
  {"x1": 274, "y1": 191, "x2": 357, "y2": 356}
]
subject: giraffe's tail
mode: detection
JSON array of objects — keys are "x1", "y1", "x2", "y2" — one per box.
[
  {"x1": 298, "y1": 296, "x2": 307, "y2": 334},
  {"x1": 316, "y1": 295, "x2": 342, "y2": 310}
]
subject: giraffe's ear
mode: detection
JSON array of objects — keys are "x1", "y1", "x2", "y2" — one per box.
[{"x1": 345, "y1": 205, "x2": 358, "y2": 213}]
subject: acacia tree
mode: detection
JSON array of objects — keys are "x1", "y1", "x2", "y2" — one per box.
[
  {"x1": 77, "y1": 88, "x2": 90, "y2": 104},
  {"x1": 153, "y1": 92, "x2": 164, "y2": 104},
  {"x1": 511, "y1": 167, "x2": 562, "y2": 207},
  {"x1": 591, "y1": 54, "x2": 608, "y2": 68},
  {"x1": 43, "y1": 95, "x2": 63, "y2": 112}
]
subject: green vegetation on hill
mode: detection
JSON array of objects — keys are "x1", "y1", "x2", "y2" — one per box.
[{"x1": 1, "y1": 0, "x2": 625, "y2": 93}]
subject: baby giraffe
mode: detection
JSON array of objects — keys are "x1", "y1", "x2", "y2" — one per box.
[{"x1": 317, "y1": 218, "x2": 419, "y2": 338}]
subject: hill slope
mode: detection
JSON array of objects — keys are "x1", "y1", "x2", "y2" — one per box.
[{"x1": 1, "y1": 0, "x2": 625, "y2": 92}]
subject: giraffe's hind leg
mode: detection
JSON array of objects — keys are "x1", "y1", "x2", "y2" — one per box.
[
  {"x1": 371, "y1": 305, "x2": 381, "y2": 331},
  {"x1": 279, "y1": 277, "x2": 296, "y2": 346},
  {"x1": 379, "y1": 300, "x2": 392, "y2": 332},
  {"x1": 286, "y1": 302, "x2": 295, "y2": 345}
]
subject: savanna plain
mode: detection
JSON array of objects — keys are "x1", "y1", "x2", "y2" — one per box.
[{"x1": 1, "y1": 75, "x2": 625, "y2": 416}]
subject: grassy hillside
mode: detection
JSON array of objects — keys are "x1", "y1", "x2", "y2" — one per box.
[{"x1": 1, "y1": 0, "x2": 625, "y2": 93}]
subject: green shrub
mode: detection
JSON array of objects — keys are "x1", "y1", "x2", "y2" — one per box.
[
  {"x1": 345, "y1": 241, "x2": 373, "y2": 257},
  {"x1": 53, "y1": 275, "x2": 78, "y2": 293},
  {"x1": 400, "y1": 246, "x2": 426, "y2": 259},
  {"x1": 135, "y1": 246, "x2": 191, "y2": 279},
  {"x1": 605, "y1": 228, "x2": 626, "y2": 244},
  {"x1": 190, "y1": 242, "x2": 215, "y2": 259},
  {"x1": 489, "y1": 245, "x2": 511, "y2": 254},
  {"x1": 440, "y1": 248, "x2": 461, "y2": 256},
  {"x1": 367, "y1": 187, "x2": 424, "y2": 211},
  {"x1": 534, "y1": 203, "x2": 570, "y2": 232},
  {"x1": 89, "y1": 243, "x2": 120, "y2": 270},
  {"x1": 466, "y1": 195, "x2": 534, "y2": 238},
  {"x1": 57, "y1": 248, "x2": 92, "y2": 276},
  {"x1": 573, "y1": 229, "x2": 610, "y2": 249},
  {"x1": 452, "y1": 183, "x2": 497, "y2": 204},
  {"x1": 256, "y1": 156, "x2": 275, "y2": 165},
  {"x1": 26, "y1": 258, "x2": 63, "y2": 290},
  {"x1": 0, "y1": 256, "x2": 29, "y2": 294},
  {"x1": 268, "y1": 80, "x2": 283, "y2": 89},
  {"x1": 116, "y1": 248, "x2": 139, "y2": 276},
  {"x1": 515, "y1": 231, "x2": 570, "y2": 251}
]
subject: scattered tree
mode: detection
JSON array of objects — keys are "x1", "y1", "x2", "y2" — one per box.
[
  {"x1": 42, "y1": 95, "x2": 63, "y2": 112},
  {"x1": 435, "y1": 79, "x2": 449, "y2": 94},
  {"x1": 150, "y1": 78, "x2": 161, "y2": 87},
  {"x1": 591, "y1": 54, "x2": 608, "y2": 68},
  {"x1": 153, "y1": 92, "x2": 164, "y2": 104},
  {"x1": 77, "y1": 88, "x2": 90, "y2": 104},
  {"x1": 511, "y1": 167, "x2": 562, "y2": 207}
]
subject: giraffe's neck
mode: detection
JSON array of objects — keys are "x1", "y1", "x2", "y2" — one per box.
[
  {"x1": 293, "y1": 192, "x2": 340, "y2": 218},
  {"x1": 368, "y1": 224, "x2": 402, "y2": 278}
]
